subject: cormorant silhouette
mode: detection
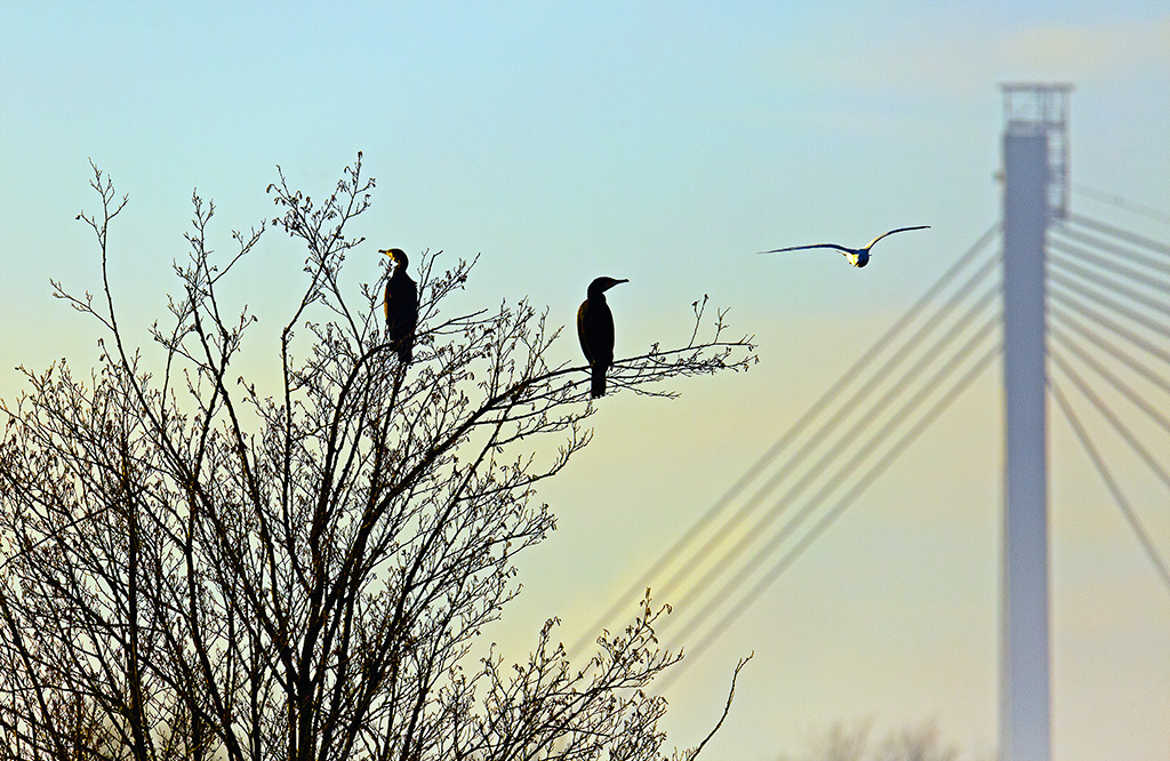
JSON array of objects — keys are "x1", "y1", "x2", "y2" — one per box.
[
  {"x1": 380, "y1": 248, "x2": 418, "y2": 364},
  {"x1": 759, "y1": 225, "x2": 930, "y2": 268},
  {"x1": 577, "y1": 276, "x2": 628, "y2": 398}
]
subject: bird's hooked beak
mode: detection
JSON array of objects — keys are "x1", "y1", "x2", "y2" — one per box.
[
  {"x1": 604, "y1": 278, "x2": 629, "y2": 292},
  {"x1": 378, "y1": 249, "x2": 399, "y2": 264}
]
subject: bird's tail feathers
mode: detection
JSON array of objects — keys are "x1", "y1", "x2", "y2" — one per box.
[{"x1": 591, "y1": 364, "x2": 606, "y2": 398}]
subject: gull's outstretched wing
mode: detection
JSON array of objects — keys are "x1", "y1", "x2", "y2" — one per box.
[
  {"x1": 864, "y1": 225, "x2": 930, "y2": 250},
  {"x1": 758, "y1": 243, "x2": 852, "y2": 254}
]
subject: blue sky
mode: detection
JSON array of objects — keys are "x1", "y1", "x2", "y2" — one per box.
[{"x1": 3, "y1": 2, "x2": 1169, "y2": 758}]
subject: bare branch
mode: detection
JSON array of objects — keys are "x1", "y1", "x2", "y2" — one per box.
[{"x1": 686, "y1": 652, "x2": 753, "y2": 760}]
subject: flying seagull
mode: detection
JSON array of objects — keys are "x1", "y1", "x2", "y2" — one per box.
[{"x1": 759, "y1": 225, "x2": 930, "y2": 268}]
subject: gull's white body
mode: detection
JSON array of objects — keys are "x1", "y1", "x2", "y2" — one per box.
[{"x1": 760, "y1": 225, "x2": 930, "y2": 268}]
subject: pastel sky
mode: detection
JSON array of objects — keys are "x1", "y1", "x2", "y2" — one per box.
[{"x1": 2, "y1": 2, "x2": 1168, "y2": 759}]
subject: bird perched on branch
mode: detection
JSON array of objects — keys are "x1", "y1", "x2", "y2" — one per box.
[
  {"x1": 577, "y1": 276, "x2": 628, "y2": 398},
  {"x1": 759, "y1": 225, "x2": 930, "y2": 268},
  {"x1": 380, "y1": 248, "x2": 418, "y2": 364}
]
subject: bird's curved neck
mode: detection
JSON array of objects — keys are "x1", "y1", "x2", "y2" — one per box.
[{"x1": 587, "y1": 288, "x2": 607, "y2": 302}]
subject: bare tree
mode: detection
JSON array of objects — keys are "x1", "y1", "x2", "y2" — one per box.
[
  {"x1": 789, "y1": 722, "x2": 872, "y2": 761},
  {"x1": 0, "y1": 155, "x2": 756, "y2": 761},
  {"x1": 779, "y1": 720, "x2": 979, "y2": 761}
]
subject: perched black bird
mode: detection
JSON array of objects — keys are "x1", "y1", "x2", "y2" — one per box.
[
  {"x1": 380, "y1": 248, "x2": 418, "y2": 364},
  {"x1": 759, "y1": 225, "x2": 930, "y2": 268},
  {"x1": 577, "y1": 276, "x2": 628, "y2": 398}
]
